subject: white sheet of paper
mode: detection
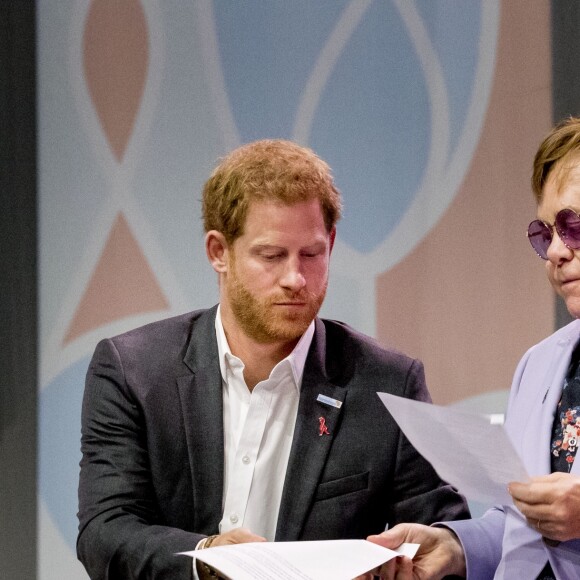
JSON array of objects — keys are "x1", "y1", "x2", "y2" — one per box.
[
  {"x1": 180, "y1": 540, "x2": 419, "y2": 580},
  {"x1": 378, "y1": 392, "x2": 529, "y2": 505}
]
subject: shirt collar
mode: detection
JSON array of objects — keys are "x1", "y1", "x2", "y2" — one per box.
[{"x1": 215, "y1": 304, "x2": 315, "y2": 389}]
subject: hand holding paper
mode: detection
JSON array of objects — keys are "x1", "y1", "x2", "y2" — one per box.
[
  {"x1": 366, "y1": 522, "x2": 468, "y2": 579},
  {"x1": 180, "y1": 539, "x2": 419, "y2": 580},
  {"x1": 377, "y1": 392, "x2": 529, "y2": 505}
]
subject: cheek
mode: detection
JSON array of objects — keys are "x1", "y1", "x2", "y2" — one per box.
[
  {"x1": 242, "y1": 266, "x2": 279, "y2": 295},
  {"x1": 566, "y1": 303, "x2": 580, "y2": 320},
  {"x1": 545, "y1": 266, "x2": 561, "y2": 295},
  {"x1": 304, "y1": 259, "x2": 330, "y2": 282},
  {"x1": 234, "y1": 257, "x2": 272, "y2": 283}
]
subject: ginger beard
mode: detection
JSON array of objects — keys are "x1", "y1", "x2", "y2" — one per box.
[{"x1": 226, "y1": 251, "x2": 327, "y2": 345}]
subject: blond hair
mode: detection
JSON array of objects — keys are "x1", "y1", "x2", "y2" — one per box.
[
  {"x1": 532, "y1": 117, "x2": 580, "y2": 202},
  {"x1": 202, "y1": 139, "x2": 342, "y2": 242}
]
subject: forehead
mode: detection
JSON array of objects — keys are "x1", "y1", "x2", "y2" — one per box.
[
  {"x1": 539, "y1": 158, "x2": 580, "y2": 218},
  {"x1": 241, "y1": 198, "x2": 328, "y2": 240}
]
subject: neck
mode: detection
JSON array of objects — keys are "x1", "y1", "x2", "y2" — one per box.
[
  {"x1": 221, "y1": 315, "x2": 298, "y2": 391},
  {"x1": 234, "y1": 339, "x2": 297, "y2": 391}
]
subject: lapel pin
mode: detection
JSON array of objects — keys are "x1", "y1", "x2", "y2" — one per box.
[
  {"x1": 319, "y1": 416, "x2": 330, "y2": 436},
  {"x1": 316, "y1": 394, "x2": 342, "y2": 409}
]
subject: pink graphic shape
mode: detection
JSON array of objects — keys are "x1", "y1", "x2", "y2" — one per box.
[
  {"x1": 83, "y1": 0, "x2": 149, "y2": 162},
  {"x1": 376, "y1": 1, "x2": 553, "y2": 405},
  {"x1": 63, "y1": 212, "x2": 169, "y2": 345}
]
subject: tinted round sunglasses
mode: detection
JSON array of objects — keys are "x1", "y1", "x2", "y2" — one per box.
[{"x1": 527, "y1": 208, "x2": 580, "y2": 260}]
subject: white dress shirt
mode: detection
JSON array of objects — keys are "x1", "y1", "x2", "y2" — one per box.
[{"x1": 215, "y1": 306, "x2": 314, "y2": 541}]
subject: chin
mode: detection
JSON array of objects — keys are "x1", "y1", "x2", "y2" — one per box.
[
  {"x1": 564, "y1": 299, "x2": 580, "y2": 320},
  {"x1": 268, "y1": 319, "x2": 311, "y2": 342}
]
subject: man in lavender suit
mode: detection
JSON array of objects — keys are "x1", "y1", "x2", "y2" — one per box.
[{"x1": 364, "y1": 119, "x2": 580, "y2": 579}]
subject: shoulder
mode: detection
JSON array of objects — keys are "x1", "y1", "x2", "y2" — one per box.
[
  {"x1": 111, "y1": 308, "x2": 213, "y2": 344},
  {"x1": 521, "y1": 318, "x2": 580, "y2": 361},
  {"x1": 92, "y1": 307, "x2": 216, "y2": 371},
  {"x1": 320, "y1": 317, "x2": 416, "y2": 360},
  {"x1": 508, "y1": 319, "x2": 580, "y2": 404},
  {"x1": 317, "y1": 317, "x2": 422, "y2": 378}
]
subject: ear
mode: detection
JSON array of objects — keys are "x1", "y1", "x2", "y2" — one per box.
[
  {"x1": 328, "y1": 227, "x2": 336, "y2": 255},
  {"x1": 205, "y1": 230, "x2": 230, "y2": 273}
]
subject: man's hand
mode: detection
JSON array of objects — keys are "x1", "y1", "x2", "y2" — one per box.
[
  {"x1": 196, "y1": 528, "x2": 266, "y2": 580},
  {"x1": 204, "y1": 527, "x2": 267, "y2": 547},
  {"x1": 509, "y1": 472, "x2": 580, "y2": 542},
  {"x1": 355, "y1": 523, "x2": 466, "y2": 580}
]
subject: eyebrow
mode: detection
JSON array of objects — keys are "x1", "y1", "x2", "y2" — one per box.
[
  {"x1": 537, "y1": 207, "x2": 580, "y2": 224},
  {"x1": 251, "y1": 241, "x2": 327, "y2": 252}
]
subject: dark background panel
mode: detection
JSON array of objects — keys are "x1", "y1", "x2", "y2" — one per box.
[
  {"x1": 552, "y1": 0, "x2": 580, "y2": 329},
  {"x1": 0, "y1": 1, "x2": 37, "y2": 579},
  {"x1": 0, "y1": 1, "x2": 579, "y2": 579}
]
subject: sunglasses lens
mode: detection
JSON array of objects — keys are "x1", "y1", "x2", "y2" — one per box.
[
  {"x1": 556, "y1": 208, "x2": 580, "y2": 250},
  {"x1": 527, "y1": 220, "x2": 551, "y2": 259}
]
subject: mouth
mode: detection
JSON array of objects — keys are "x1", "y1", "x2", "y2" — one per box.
[
  {"x1": 560, "y1": 275, "x2": 580, "y2": 283},
  {"x1": 560, "y1": 278, "x2": 580, "y2": 290}
]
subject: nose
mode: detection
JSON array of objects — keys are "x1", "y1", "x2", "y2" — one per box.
[
  {"x1": 279, "y1": 257, "x2": 306, "y2": 292},
  {"x1": 546, "y1": 229, "x2": 574, "y2": 264}
]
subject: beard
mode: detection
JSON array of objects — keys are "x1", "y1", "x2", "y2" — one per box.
[{"x1": 226, "y1": 262, "x2": 327, "y2": 345}]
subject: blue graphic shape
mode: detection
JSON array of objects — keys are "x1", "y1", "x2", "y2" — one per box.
[
  {"x1": 417, "y1": 0, "x2": 482, "y2": 153},
  {"x1": 40, "y1": 356, "x2": 90, "y2": 548},
  {"x1": 213, "y1": 0, "x2": 490, "y2": 254},
  {"x1": 214, "y1": 1, "x2": 350, "y2": 141},
  {"x1": 309, "y1": 1, "x2": 429, "y2": 253}
]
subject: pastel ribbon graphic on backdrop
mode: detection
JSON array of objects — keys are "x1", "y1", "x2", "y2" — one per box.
[
  {"x1": 39, "y1": 0, "x2": 500, "y2": 561},
  {"x1": 41, "y1": 0, "x2": 175, "y2": 553},
  {"x1": 83, "y1": 0, "x2": 148, "y2": 163},
  {"x1": 199, "y1": 0, "x2": 499, "y2": 333}
]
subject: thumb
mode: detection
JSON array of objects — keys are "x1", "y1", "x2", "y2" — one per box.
[{"x1": 366, "y1": 525, "x2": 410, "y2": 550}]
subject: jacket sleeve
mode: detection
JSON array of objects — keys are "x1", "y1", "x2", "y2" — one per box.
[
  {"x1": 77, "y1": 339, "x2": 201, "y2": 580},
  {"x1": 442, "y1": 507, "x2": 505, "y2": 580},
  {"x1": 387, "y1": 359, "x2": 471, "y2": 526},
  {"x1": 432, "y1": 345, "x2": 534, "y2": 578}
]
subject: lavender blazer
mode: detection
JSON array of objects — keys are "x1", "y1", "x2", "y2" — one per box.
[
  {"x1": 77, "y1": 306, "x2": 469, "y2": 579},
  {"x1": 447, "y1": 319, "x2": 580, "y2": 579}
]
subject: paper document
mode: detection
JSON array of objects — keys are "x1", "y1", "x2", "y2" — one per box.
[
  {"x1": 378, "y1": 393, "x2": 529, "y2": 505},
  {"x1": 180, "y1": 539, "x2": 419, "y2": 580}
]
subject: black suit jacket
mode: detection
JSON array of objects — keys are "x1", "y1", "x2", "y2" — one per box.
[{"x1": 77, "y1": 306, "x2": 469, "y2": 579}]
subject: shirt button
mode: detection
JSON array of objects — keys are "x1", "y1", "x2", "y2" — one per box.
[
  {"x1": 229, "y1": 513, "x2": 239, "y2": 524},
  {"x1": 242, "y1": 455, "x2": 250, "y2": 465}
]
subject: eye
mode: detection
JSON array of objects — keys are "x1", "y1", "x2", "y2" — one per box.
[
  {"x1": 301, "y1": 247, "x2": 325, "y2": 258},
  {"x1": 261, "y1": 252, "x2": 283, "y2": 261}
]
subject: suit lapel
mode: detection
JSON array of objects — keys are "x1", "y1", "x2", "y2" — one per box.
[
  {"x1": 177, "y1": 306, "x2": 225, "y2": 533},
  {"x1": 519, "y1": 322, "x2": 580, "y2": 476},
  {"x1": 276, "y1": 319, "x2": 346, "y2": 541}
]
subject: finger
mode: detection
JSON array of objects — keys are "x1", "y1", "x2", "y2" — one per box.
[
  {"x1": 214, "y1": 528, "x2": 267, "y2": 546},
  {"x1": 515, "y1": 504, "x2": 548, "y2": 527},
  {"x1": 379, "y1": 558, "x2": 397, "y2": 580},
  {"x1": 394, "y1": 556, "x2": 413, "y2": 580},
  {"x1": 526, "y1": 516, "x2": 543, "y2": 532},
  {"x1": 352, "y1": 573, "x2": 374, "y2": 580},
  {"x1": 525, "y1": 515, "x2": 566, "y2": 541},
  {"x1": 367, "y1": 525, "x2": 410, "y2": 549},
  {"x1": 235, "y1": 530, "x2": 266, "y2": 543},
  {"x1": 374, "y1": 555, "x2": 415, "y2": 580},
  {"x1": 508, "y1": 481, "x2": 537, "y2": 503},
  {"x1": 509, "y1": 477, "x2": 558, "y2": 504},
  {"x1": 513, "y1": 495, "x2": 554, "y2": 521}
]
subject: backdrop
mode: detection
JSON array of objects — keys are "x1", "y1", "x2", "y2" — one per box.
[{"x1": 37, "y1": 1, "x2": 553, "y2": 577}]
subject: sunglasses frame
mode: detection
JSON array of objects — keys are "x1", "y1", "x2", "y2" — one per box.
[{"x1": 527, "y1": 208, "x2": 580, "y2": 260}]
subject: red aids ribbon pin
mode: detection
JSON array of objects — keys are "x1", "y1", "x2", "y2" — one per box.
[{"x1": 318, "y1": 416, "x2": 330, "y2": 436}]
